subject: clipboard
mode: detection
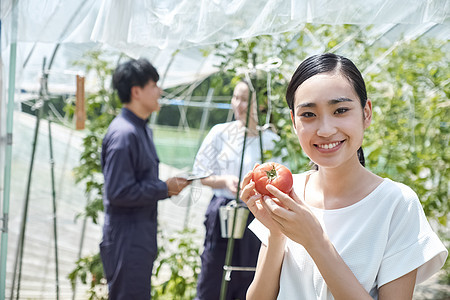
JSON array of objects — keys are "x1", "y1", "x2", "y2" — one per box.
[{"x1": 185, "y1": 172, "x2": 212, "y2": 181}]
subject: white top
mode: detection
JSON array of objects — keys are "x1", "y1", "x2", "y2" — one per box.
[
  {"x1": 249, "y1": 171, "x2": 448, "y2": 300},
  {"x1": 193, "y1": 121, "x2": 281, "y2": 199}
]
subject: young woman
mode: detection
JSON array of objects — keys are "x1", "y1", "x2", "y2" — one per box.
[{"x1": 240, "y1": 53, "x2": 447, "y2": 300}]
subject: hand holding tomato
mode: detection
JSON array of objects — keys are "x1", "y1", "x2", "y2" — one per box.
[
  {"x1": 244, "y1": 164, "x2": 324, "y2": 248},
  {"x1": 252, "y1": 162, "x2": 293, "y2": 197},
  {"x1": 240, "y1": 169, "x2": 285, "y2": 235}
]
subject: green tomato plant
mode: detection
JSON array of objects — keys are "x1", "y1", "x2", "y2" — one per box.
[
  {"x1": 364, "y1": 39, "x2": 449, "y2": 224},
  {"x1": 152, "y1": 228, "x2": 201, "y2": 300}
]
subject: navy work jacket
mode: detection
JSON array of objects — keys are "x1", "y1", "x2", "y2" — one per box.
[{"x1": 101, "y1": 108, "x2": 168, "y2": 224}]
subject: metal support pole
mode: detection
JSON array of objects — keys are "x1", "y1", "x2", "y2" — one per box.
[
  {"x1": 0, "y1": 1, "x2": 19, "y2": 299},
  {"x1": 219, "y1": 85, "x2": 256, "y2": 300},
  {"x1": 48, "y1": 120, "x2": 60, "y2": 300},
  {"x1": 10, "y1": 101, "x2": 42, "y2": 300},
  {"x1": 151, "y1": 49, "x2": 179, "y2": 126},
  {"x1": 184, "y1": 88, "x2": 215, "y2": 229},
  {"x1": 250, "y1": 54, "x2": 266, "y2": 164},
  {"x1": 11, "y1": 58, "x2": 47, "y2": 300},
  {"x1": 71, "y1": 192, "x2": 90, "y2": 300},
  {"x1": 253, "y1": 78, "x2": 265, "y2": 164},
  {"x1": 219, "y1": 71, "x2": 267, "y2": 299},
  {"x1": 197, "y1": 88, "x2": 214, "y2": 146}
]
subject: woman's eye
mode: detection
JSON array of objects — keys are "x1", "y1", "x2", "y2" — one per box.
[
  {"x1": 300, "y1": 112, "x2": 315, "y2": 118},
  {"x1": 335, "y1": 107, "x2": 349, "y2": 114}
]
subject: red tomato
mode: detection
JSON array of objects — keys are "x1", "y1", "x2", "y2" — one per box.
[{"x1": 252, "y1": 162, "x2": 293, "y2": 197}]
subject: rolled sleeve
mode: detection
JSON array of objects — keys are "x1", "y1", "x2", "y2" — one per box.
[
  {"x1": 378, "y1": 231, "x2": 448, "y2": 287},
  {"x1": 377, "y1": 185, "x2": 448, "y2": 287},
  {"x1": 248, "y1": 219, "x2": 269, "y2": 246}
]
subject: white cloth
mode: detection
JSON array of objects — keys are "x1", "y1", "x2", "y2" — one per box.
[
  {"x1": 249, "y1": 171, "x2": 448, "y2": 300},
  {"x1": 193, "y1": 121, "x2": 281, "y2": 199}
]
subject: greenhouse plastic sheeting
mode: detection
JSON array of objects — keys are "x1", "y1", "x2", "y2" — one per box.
[
  {"x1": 0, "y1": 0, "x2": 448, "y2": 98},
  {"x1": 1, "y1": 0, "x2": 448, "y2": 47}
]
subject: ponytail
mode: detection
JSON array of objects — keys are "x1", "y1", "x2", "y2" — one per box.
[{"x1": 357, "y1": 147, "x2": 365, "y2": 167}]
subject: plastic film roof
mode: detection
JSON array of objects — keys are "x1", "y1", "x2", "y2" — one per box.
[
  {"x1": 1, "y1": 0, "x2": 449, "y2": 93},
  {"x1": 2, "y1": 0, "x2": 449, "y2": 47}
]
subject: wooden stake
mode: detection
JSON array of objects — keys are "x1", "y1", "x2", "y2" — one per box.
[{"x1": 75, "y1": 75, "x2": 85, "y2": 130}]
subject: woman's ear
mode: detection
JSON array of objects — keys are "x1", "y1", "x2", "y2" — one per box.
[{"x1": 363, "y1": 99, "x2": 373, "y2": 129}]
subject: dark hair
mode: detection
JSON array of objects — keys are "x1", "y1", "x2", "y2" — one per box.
[
  {"x1": 112, "y1": 58, "x2": 159, "y2": 103},
  {"x1": 286, "y1": 53, "x2": 366, "y2": 167}
]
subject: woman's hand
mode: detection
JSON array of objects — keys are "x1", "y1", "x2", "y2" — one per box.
[
  {"x1": 263, "y1": 184, "x2": 325, "y2": 251},
  {"x1": 224, "y1": 175, "x2": 239, "y2": 194},
  {"x1": 240, "y1": 167, "x2": 284, "y2": 236},
  {"x1": 200, "y1": 174, "x2": 238, "y2": 194}
]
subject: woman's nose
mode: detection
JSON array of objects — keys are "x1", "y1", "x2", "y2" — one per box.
[{"x1": 316, "y1": 117, "x2": 337, "y2": 137}]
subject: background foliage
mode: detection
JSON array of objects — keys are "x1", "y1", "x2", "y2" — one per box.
[
  {"x1": 364, "y1": 39, "x2": 449, "y2": 223},
  {"x1": 152, "y1": 228, "x2": 201, "y2": 299}
]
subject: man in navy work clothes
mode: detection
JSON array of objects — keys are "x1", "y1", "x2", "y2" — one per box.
[{"x1": 100, "y1": 58, "x2": 190, "y2": 299}]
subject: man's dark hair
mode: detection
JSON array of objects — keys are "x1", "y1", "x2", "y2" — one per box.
[{"x1": 112, "y1": 58, "x2": 160, "y2": 103}]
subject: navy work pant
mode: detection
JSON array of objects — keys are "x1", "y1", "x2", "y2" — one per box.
[
  {"x1": 100, "y1": 208, "x2": 157, "y2": 300},
  {"x1": 196, "y1": 196, "x2": 261, "y2": 300}
]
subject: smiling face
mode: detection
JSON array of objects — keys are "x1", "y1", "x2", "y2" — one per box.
[
  {"x1": 231, "y1": 82, "x2": 251, "y2": 123},
  {"x1": 291, "y1": 73, "x2": 372, "y2": 170}
]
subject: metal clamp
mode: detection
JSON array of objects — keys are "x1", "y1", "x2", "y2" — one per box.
[
  {"x1": 1, "y1": 213, "x2": 8, "y2": 233},
  {"x1": 7, "y1": 133, "x2": 13, "y2": 145},
  {"x1": 223, "y1": 265, "x2": 257, "y2": 281}
]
